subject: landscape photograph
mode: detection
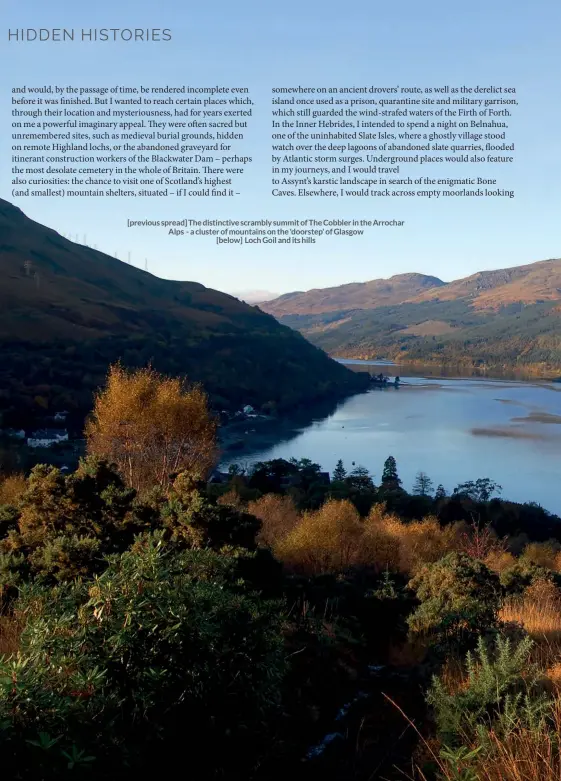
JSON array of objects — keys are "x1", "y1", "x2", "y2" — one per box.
[{"x1": 1, "y1": 196, "x2": 561, "y2": 781}]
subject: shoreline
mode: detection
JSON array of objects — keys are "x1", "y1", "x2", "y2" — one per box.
[
  {"x1": 218, "y1": 415, "x2": 305, "y2": 465},
  {"x1": 218, "y1": 365, "x2": 561, "y2": 468},
  {"x1": 335, "y1": 356, "x2": 561, "y2": 383}
]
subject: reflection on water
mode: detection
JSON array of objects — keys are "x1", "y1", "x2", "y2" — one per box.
[
  {"x1": 338, "y1": 358, "x2": 560, "y2": 382},
  {"x1": 223, "y1": 365, "x2": 561, "y2": 516}
]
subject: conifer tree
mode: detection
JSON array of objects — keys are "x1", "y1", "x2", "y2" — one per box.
[
  {"x1": 381, "y1": 455, "x2": 401, "y2": 487},
  {"x1": 332, "y1": 459, "x2": 347, "y2": 482}
]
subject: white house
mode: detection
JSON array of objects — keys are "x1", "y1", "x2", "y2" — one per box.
[
  {"x1": 27, "y1": 429, "x2": 69, "y2": 448},
  {"x1": 2, "y1": 428, "x2": 25, "y2": 440},
  {"x1": 54, "y1": 411, "x2": 69, "y2": 422}
]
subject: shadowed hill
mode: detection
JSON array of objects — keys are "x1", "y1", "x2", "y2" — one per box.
[{"x1": 0, "y1": 199, "x2": 367, "y2": 425}]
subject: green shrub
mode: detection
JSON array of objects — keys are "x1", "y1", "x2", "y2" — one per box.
[
  {"x1": 161, "y1": 471, "x2": 261, "y2": 550},
  {"x1": 427, "y1": 633, "x2": 549, "y2": 750},
  {"x1": 0, "y1": 457, "x2": 157, "y2": 586},
  {"x1": 0, "y1": 533, "x2": 286, "y2": 779},
  {"x1": 0, "y1": 460, "x2": 263, "y2": 600},
  {"x1": 0, "y1": 549, "x2": 26, "y2": 602},
  {"x1": 27, "y1": 534, "x2": 102, "y2": 582},
  {"x1": 0, "y1": 503, "x2": 19, "y2": 537},
  {"x1": 499, "y1": 560, "x2": 561, "y2": 595},
  {"x1": 407, "y1": 552, "x2": 501, "y2": 645}
]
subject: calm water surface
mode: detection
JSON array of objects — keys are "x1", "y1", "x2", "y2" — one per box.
[{"x1": 225, "y1": 363, "x2": 561, "y2": 516}]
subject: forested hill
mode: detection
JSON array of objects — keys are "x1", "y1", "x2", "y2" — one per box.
[
  {"x1": 0, "y1": 199, "x2": 366, "y2": 425},
  {"x1": 261, "y1": 259, "x2": 561, "y2": 372}
]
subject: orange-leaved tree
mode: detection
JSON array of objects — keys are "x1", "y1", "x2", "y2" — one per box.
[{"x1": 85, "y1": 364, "x2": 218, "y2": 493}]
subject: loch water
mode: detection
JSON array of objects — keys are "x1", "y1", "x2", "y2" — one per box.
[{"x1": 224, "y1": 362, "x2": 561, "y2": 516}]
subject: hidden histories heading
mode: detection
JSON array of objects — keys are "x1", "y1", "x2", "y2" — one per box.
[{"x1": 8, "y1": 28, "x2": 172, "y2": 42}]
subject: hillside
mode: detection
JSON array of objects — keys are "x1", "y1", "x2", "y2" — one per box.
[
  {"x1": 261, "y1": 273, "x2": 445, "y2": 316},
  {"x1": 411, "y1": 258, "x2": 561, "y2": 310},
  {"x1": 0, "y1": 199, "x2": 366, "y2": 427},
  {"x1": 262, "y1": 259, "x2": 561, "y2": 372}
]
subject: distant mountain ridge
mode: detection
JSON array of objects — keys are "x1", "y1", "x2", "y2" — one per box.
[
  {"x1": 260, "y1": 259, "x2": 561, "y2": 372},
  {"x1": 261, "y1": 260, "x2": 561, "y2": 316},
  {"x1": 412, "y1": 259, "x2": 561, "y2": 310},
  {"x1": 262, "y1": 273, "x2": 445, "y2": 316},
  {"x1": 0, "y1": 199, "x2": 366, "y2": 425}
]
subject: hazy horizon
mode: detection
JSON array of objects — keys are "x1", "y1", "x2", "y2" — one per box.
[{"x1": 226, "y1": 255, "x2": 561, "y2": 299}]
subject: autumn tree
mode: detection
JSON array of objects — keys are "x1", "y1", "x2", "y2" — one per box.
[
  {"x1": 276, "y1": 499, "x2": 363, "y2": 575},
  {"x1": 458, "y1": 520, "x2": 508, "y2": 560},
  {"x1": 85, "y1": 365, "x2": 217, "y2": 493},
  {"x1": 247, "y1": 493, "x2": 300, "y2": 548},
  {"x1": 0, "y1": 473, "x2": 26, "y2": 506}
]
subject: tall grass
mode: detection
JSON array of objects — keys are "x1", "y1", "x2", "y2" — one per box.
[
  {"x1": 470, "y1": 708, "x2": 561, "y2": 781},
  {"x1": 424, "y1": 702, "x2": 561, "y2": 781},
  {"x1": 411, "y1": 580, "x2": 561, "y2": 781},
  {"x1": 390, "y1": 690, "x2": 561, "y2": 781},
  {"x1": 501, "y1": 578, "x2": 561, "y2": 671}
]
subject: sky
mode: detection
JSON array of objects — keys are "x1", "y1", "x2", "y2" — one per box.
[{"x1": 2, "y1": 0, "x2": 560, "y2": 296}]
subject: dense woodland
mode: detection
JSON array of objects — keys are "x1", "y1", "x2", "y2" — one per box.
[
  {"x1": 280, "y1": 298, "x2": 561, "y2": 372},
  {"x1": 0, "y1": 326, "x2": 367, "y2": 430},
  {"x1": 2, "y1": 367, "x2": 561, "y2": 779}
]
